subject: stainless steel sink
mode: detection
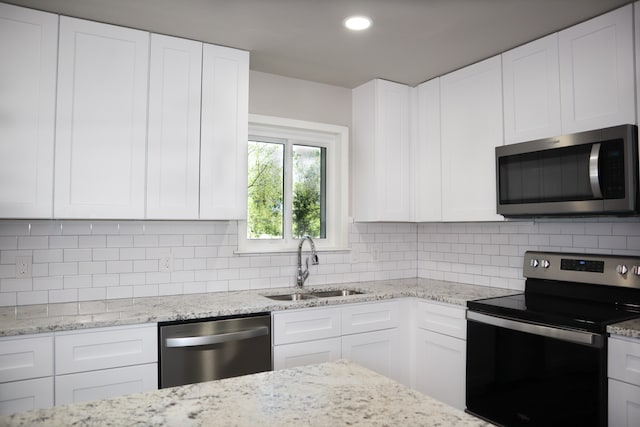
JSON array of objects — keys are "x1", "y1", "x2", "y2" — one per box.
[
  {"x1": 264, "y1": 293, "x2": 316, "y2": 301},
  {"x1": 264, "y1": 289, "x2": 364, "y2": 301},
  {"x1": 309, "y1": 289, "x2": 364, "y2": 298}
]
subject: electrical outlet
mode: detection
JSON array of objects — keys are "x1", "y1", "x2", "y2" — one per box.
[
  {"x1": 371, "y1": 246, "x2": 381, "y2": 262},
  {"x1": 351, "y1": 246, "x2": 359, "y2": 263},
  {"x1": 15, "y1": 256, "x2": 32, "y2": 278},
  {"x1": 159, "y1": 254, "x2": 173, "y2": 273}
]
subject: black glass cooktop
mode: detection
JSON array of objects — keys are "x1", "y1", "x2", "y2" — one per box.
[{"x1": 468, "y1": 291, "x2": 640, "y2": 334}]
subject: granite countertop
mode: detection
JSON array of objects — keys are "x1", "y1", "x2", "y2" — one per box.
[
  {"x1": 607, "y1": 318, "x2": 640, "y2": 339},
  {"x1": 0, "y1": 360, "x2": 494, "y2": 427},
  {"x1": 0, "y1": 278, "x2": 519, "y2": 337}
]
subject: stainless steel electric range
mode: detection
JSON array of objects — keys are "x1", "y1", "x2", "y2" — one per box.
[{"x1": 466, "y1": 251, "x2": 640, "y2": 427}]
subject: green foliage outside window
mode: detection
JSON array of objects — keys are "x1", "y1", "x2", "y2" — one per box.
[{"x1": 247, "y1": 140, "x2": 325, "y2": 240}]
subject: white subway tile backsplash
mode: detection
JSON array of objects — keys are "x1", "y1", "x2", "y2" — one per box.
[
  {"x1": 49, "y1": 236, "x2": 78, "y2": 249},
  {"x1": 0, "y1": 237, "x2": 17, "y2": 250},
  {"x1": 64, "y1": 249, "x2": 92, "y2": 262},
  {"x1": 106, "y1": 260, "x2": 133, "y2": 274},
  {"x1": 0, "y1": 218, "x2": 635, "y2": 306},
  {"x1": 107, "y1": 235, "x2": 134, "y2": 248}
]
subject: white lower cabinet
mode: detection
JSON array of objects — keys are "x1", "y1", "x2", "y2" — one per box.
[
  {"x1": 414, "y1": 328, "x2": 465, "y2": 410},
  {"x1": 55, "y1": 364, "x2": 157, "y2": 405},
  {"x1": 608, "y1": 335, "x2": 640, "y2": 427},
  {"x1": 0, "y1": 334, "x2": 54, "y2": 415},
  {"x1": 273, "y1": 337, "x2": 341, "y2": 370},
  {"x1": 0, "y1": 377, "x2": 53, "y2": 415},
  {"x1": 272, "y1": 300, "x2": 408, "y2": 385},
  {"x1": 342, "y1": 328, "x2": 401, "y2": 381},
  {"x1": 54, "y1": 323, "x2": 157, "y2": 405},
  {"x1": 412, "y1": 300, "x2": 467, "y2": 410}
]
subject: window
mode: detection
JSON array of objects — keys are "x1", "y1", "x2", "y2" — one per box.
[{"x1": 238, "y1": 115, "x2": 348, "y2": 253}]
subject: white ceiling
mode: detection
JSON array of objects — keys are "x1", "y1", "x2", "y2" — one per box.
[{"x1": 6, "y1": 0, "x2": 634, "y2": 88}]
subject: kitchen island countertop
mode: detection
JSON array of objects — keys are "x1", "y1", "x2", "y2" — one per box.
[{"x1": 0, "y1": 359, "x2": 494, "y2": 427}]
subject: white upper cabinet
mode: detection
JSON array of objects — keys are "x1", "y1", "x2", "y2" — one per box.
[
  {"x1": 502, "y1": 34, "x2": 562, "y2": 144},
  {"x1": 0, "y1": 4, "x2": 57, "y2": 218},
  {"x1": 413, "y1": 78, "x2": 442, "y2": 222},
  {"x1": 54, "y1": 17, "x2": 149, "y2": 219},
  {"x1": 440, "y1": 56, "x2": 504, "y2": 222},
  {"x1": 352, "y1": 79, "x2": 411, "y2": 222},
  {"x1": 200, "y1": 44, "x2": 249, "y2": 219},
  {"x1": 559, "y1": 4, "x2": 635, "y2": 133},
  {"x1": 147, "y1": 34, "x2": 202, "y2": 219}
]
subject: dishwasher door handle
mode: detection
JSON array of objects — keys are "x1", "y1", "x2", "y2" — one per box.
[{"x1": 165, "y1": 326, "x2": 269, "y2": 348}]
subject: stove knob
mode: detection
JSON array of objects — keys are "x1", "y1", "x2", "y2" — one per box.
[
  {"x1": 633, "y1": 266, "x2": 640, "y2": 276},
  {"x1": 540, "y1": 259, "x2": 550, "y2": 269},
  {"x1": 616, "y1": 264, "x2": 629, "y2": 275},
  {"x1": 530, "y1": 259, "x2": 539, "y2": 268}
]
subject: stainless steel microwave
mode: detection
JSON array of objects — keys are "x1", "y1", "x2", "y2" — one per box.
[{"x1": 496, "y1": 124, "x2": 638, "y2": 217}]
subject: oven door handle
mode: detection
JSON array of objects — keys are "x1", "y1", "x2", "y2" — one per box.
[
  {"x1": 467, "y1": 311, "x2": 603, "y2": 348},
  {"x1": 165, "y1": 326, "x2": 269, "y2": 348}
]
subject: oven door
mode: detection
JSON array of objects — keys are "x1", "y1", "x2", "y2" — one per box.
[{"x1": 466, "y1": 311, "x2": 606, "y2": 427}]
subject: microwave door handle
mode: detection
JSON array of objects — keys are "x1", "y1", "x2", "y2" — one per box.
[{"x1": 589, "y1": 143, "x2": 603, "y2": 199}]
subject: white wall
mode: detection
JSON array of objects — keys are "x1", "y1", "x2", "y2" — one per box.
[{"x1": 249, "y1": 70, "x2": 351, "y2": 127}]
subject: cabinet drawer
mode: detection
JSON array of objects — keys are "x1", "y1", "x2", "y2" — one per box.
[
  {"x1": 0, "y1": 334, "x2": 53, "y2": 383},
  {"x1": 273, "y1": 338, "x2": 341, "y2": 370},
  {"x1": 55, "y1": 324, "x2": 157, "y2": 374},
  {"x1": 55, "y1": 363, "x2": 157, "y2": 405},
  {"x1": 272, "y1": 307, "x2": 341, "y2": 345},
  {"x1": 415, "y1": 300, "x2": 466, "y2": 339},
  {"x1": 341, "y1": 300, "x2": 400, "y2": 335},
  {"x1": 609, "y1": 336, "x2": 640, "y2": 386},
  {"x1": 0, "y1": 376, "x2": 54, "y2": 416}
]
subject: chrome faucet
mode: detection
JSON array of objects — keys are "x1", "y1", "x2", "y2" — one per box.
[{"x1": 296, "y1": 236, "x2": 319, "y2": 288}]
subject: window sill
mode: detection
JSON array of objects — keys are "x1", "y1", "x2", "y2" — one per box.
[{"x1": 234, "y1": 247, "x2": 351, "y2": 256}]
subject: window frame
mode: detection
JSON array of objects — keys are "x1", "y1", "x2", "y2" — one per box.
[{"x1": 237, "y1": 114, "x2": 349, "y2": 253}]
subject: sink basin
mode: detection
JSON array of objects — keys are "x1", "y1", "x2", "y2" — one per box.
[
  {"x1": 310, "y1": 289, "x2": 364, "y2": 298},
  {"x1": 264, "y1": 289, "x2": 364, "y2": 301},
  {"x1": 264, "y1": 293, "x2": 316, "y2": 301}
]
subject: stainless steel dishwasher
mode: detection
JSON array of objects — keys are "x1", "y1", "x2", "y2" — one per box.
[{"x1": 159, "y1": 313, "x2": 272, "y2": 388}]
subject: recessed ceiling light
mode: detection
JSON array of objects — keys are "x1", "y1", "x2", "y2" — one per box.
[{"x1": 344, "y1": 16, "x2": 372, "y2": 31}]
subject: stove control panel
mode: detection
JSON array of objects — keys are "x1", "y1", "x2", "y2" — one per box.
[{"x1": 524, "y1": 251, "x2": 640, "y2": 288}]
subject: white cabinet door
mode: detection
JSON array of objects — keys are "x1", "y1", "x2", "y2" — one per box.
[
  {"x1": 0, "y1": 377, "x2": 53, "y2": 416},
  {"x1": 55, "y1": 324, "x2": 157, "y2": 375},
  {"x1": 0, "y1": 4, "x2": 57, "y2": 218},
  {"x1": 200, "y1": 44, "x2": 249, "y2": 219},
  {"x1": 440, "y1": 56, "x2": 504, "y2": 222},
  {"x1": 502, "y1": 33, "x2": 562, "y2": 143},
  {"x1": 413, "y1": 79, "x2": 442, "y2": 221},
  {"x1": 341, "y1": 300, "x2": 400, "y2": 335},
  {"x1": 609, "y1": 379, "x2": 640, "y2": 427},
  {"x1": 342, "y1": 329, "x2": 401, "y2": 382},
  {"x1": 609, "y1": 336, "x2": 640, "y2": 386},
  {"x1": 559, "y1": 4, "x2": 635, "y2": 133},
  {"x1": 352, "y1": 79, "x2": 411, "y2": 221},
  {"x1": 414, "y1": 328, "x2": 466, "y2": 410},
  {"x1": 146, "y1": 34, "x2": 202, "y2": 219},
  {"x1": 55, "y1": 17, "x2": 149, "y2": 219},
  {"x1": 273, "y1": 337, "x2": 341, "y2": 370},
  {"x1": 0, "y1": 334, "x2": 53, "y2": 383},
  {"x1": 272, "y1": 307, "x2": 341, "y2": 346},
  {"x1": 55, "y1": 363, "x2": 157, "y2": 405},
  {"x1": 414, "y1": 300, "x2": 466, "y2": 340}
]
